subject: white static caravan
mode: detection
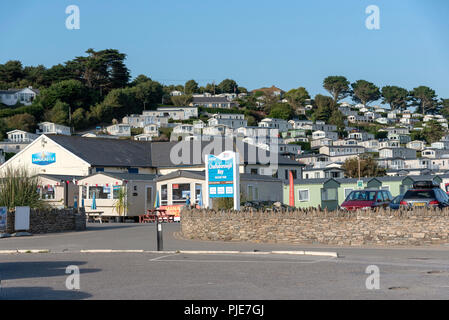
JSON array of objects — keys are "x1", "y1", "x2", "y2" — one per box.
[{"x1": 78, "y1": 172, "x2": 157, "y2": 219}]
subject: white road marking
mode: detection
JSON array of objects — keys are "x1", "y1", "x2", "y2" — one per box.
[
  {"x1": 149, "y1": 254, "x2": 178, "y2": 261},
  {"x1": 148, "y1": 255, "x2": 337, "y2": 264}
]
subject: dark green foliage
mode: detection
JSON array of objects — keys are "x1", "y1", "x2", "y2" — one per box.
[
  {"x1": 351, "y1": 80, "x2": 381, "y2": 106},
  {"x1": 268, "y1": 103, "x2": 294, "y2": 120}
]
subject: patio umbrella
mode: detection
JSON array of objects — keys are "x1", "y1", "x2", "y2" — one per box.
[
  {"x1": 91, "y1": 192, "x2": 97, "y2": 210},
  {"x1": 198, "y1": 188, "x2": 203, "y2": 208},
  {"x1": 154, "y1": 190, "x2": 160, "y2": 208}
]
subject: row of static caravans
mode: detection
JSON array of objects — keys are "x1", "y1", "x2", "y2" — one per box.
[{"x1": 283, "y1": 175, "x2": 449, "y2": 211}]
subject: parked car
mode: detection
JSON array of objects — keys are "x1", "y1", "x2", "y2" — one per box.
[
  {"x1": 400, "y1": 181, "x2": 449, "y2": 209},
  {"x1": 389, "y1": 194, "x2": 404, "y2": 210},
  {"x1": 340, "y1": 189, "x2": 393, "y2": 211}
]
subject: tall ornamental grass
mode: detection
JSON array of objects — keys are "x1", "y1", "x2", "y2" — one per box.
[{"x1": 0, "y1": 167, "x2": 46, "y2": 209}]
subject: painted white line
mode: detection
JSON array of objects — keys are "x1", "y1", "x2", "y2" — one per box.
[
  {"x1": 304, "y1": 251, "x2": 338, "y2": 258},
  {"x1": 76, "y1": 249, "x2": 338, "y2": 257},
  {"x1": 149, "y1": 254, "x2": 178, "y2": 261},
  {"x1": 0, "y1": 249, "x2": 50, "y2": 254},
  {"x1": 149, "y1": 258, "x2": 337, "y2": 265},
  {"x1": 178, "y1": 250, "x2": 241, "y2": 254},
  {"x1": 80, "y1": 249, "x2": 144, "y2": 253},
  {"x1": 271, "y1": 251, "x2": 306, "y2": 255}
]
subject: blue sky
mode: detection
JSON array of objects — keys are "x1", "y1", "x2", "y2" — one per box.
[{"x1": 1, "y1": 0, "x2": 448, "y2": 101}]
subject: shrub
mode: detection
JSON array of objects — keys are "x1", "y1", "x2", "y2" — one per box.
[{"x1": 0, "y1": 167, "x2": 47, "y2": 209}]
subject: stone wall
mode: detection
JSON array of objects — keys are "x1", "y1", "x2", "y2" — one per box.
[
  {"x1": 4, "y1": 208, "x2": 86, "y2": 234},
  {"x1": 181, "y1": 208, "x2": 449, "y2": 246}
]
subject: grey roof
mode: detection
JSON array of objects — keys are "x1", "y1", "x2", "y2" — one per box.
[
  {"x1": 48, "y1": 135, "x2": 153, "y2": 168},
  {"x1": 289, "y1": 174, "x2": 447, "y2": 185},
  {"x1": 150, "y1": 139, "x2": 303, "y2": 167},
  {"x1": 156, "y1": 170, "x2": 282, "y2": 183},
  {"x1": 156, "y1": 170, "x2": 205, "y2": 182},
  {"x1": 47, "y1": 135, "x2": 302, "y2": 169},
  {"x1": 38, "y1": 174, "x2": 84, "y2": 182},
  {"x1": 0, "y1": 90, "x2": 18, "y2": 94},
  {"x1": 193, "y1": 97, "x2": 230, "y2": 103},
  {"x1": 82, "y1": 172, "x2": 158, "y2": 181},
  {"x1": 0, "y1": 88, "x2": 39, "y2": 94}
]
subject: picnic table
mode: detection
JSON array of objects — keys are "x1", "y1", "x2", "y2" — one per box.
[
  {"x1": 86, "y1": 211, "x2": 105, "y2": 224},
  {"x1": 139, "y1": 209, "x2": 175, "y2": 223}
]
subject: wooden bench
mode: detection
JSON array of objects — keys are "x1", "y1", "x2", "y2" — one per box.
[
  {"x1": 86, "y1": 211, "x2": 105, "y2": 224},
  {"x1": 139, "y1": 213, "x2": 157, "y2": 223}
]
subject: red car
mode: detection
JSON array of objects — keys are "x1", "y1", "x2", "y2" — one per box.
[{"x1": 340, "y1": 189, "x2": 393, "y2": 211}]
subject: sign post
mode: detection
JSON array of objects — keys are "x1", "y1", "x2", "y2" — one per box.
[
  {"x1": 205, "y1": 151, "x2": 240, "y2": 210},
  {"x1": 0, "y1": 207, "x2": 8, "y2": 237},
  {"x1": 156, "y1": 217, "x2": 163, "y2": 251}
]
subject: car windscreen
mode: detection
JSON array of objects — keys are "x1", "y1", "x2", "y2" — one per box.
[
  {"x1": 403, "y1": 190, "x2": 435, "y2": 199},
  {"x1": 346, "y1": 191, "x2": 377, "y2": 201}
]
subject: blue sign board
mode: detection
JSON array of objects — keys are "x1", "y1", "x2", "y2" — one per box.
[
  {"x1": 0, "y1": 207, "x2": 7, "y2": 231},
  {"x1": 207, "y1": 154, "x2": 235, "y2": 198},
  {"x1": 32, "y1": 151, "x2": 56, "y2": 166}
]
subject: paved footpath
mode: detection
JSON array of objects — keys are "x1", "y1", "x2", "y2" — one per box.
[{"x1": 1, "y1": 223, "x2": 448, "y2": 299}]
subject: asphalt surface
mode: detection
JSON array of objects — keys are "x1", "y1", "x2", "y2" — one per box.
[{"x1": 1, "y1": 223, "x2": 449, "y2": 299}]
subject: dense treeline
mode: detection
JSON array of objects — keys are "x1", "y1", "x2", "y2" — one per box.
[
  {"x1": 0, "y1": 49, "x2": 250, "y2": 138},
  {"x1": 0, "y1": 49, "x2": 448, "y2": 141}
]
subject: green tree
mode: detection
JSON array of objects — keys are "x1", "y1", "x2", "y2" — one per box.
[
  {"x1": 328, "y1": 110, "x2": 346, "y2": 137},
  {"x1": 4, "y1": 113, "x2": 36, "y2": 132},
  {"x1": 351, "y1": 80, "x2": 381, "y2": 106},
  {"x1": 0, "y1": 60, "x2": 24, "y2": 83},
  {"x1": 245, "y1": 115, "x2": 257, "y2": 126},
  {"x1": 422, "y1": 120, "x2": 444, "y2": 143},
  {"x1": 72, "y1": 108, "x2": 87, "y2": 129},
  {"x1": 409, "y1": 86, "x2": 439, "y2": 116},
  {"x1": 269, "y1": 103, "x2": 294, "y2": 120},
  {"x1": 285, "y1": 87, "x2": 310, "y2": 113},
  {"x1": 38, "y1": 79, "x2": 89, "y2": 111},
  {"x1": 312, "y1": 95, "x2": 334, "y2": 122},
  {"x1": 439, "y1": 98, "x2": 449, "y2": 118},
  {"x1": 342, "y1": 156, "x2": 386, "y2": 178},
  {"x1": 46, "y1": 100, "x2": 70, "y2": 125},
  {"x1": 218, "y1": 79, "x2": 238, "y2": 93},
  {"x1": 261, "y1": 92, "x2": 279, "y2": 114},
  {"x1": 134, "y1": 80, "x2": 163, "y2": 110},
  {"x1": 23, "y1": 65, "x2": 49, "y2": 88},
  {"x1": 171, "y1": 94, "x2": 193, "y2": 107},
  {"x1": 130, "y1": 74, "x2": 152, "y2": 86},
  {"x1": 66, "y1": 48, "x2": 130, "y2": 94},
  {"x1": 381, "y1": 86, "x2": 409, "y2": 111},
  {"x1": 203, "y1": 83, "x2": 218, "y2": 94},
  {"x1": 184, "y1": 80, "x2": 199, "y2": 94},
  {"x1": 323, "y1": 76, "x2": 351, "y2": 105}
]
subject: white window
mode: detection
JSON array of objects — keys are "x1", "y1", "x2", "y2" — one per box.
[
  {"x1": 344, "y1": 188, "x2": 353, "y2": 199},
  {"x1": 298, "y1": 189, "x2": 309, "y2": 202},
  {"x1": 247, "y1": 185, "x2": 259, "y2": 201},
  {"x1": 322, "y1": 188, "x2": 338, "y2": 201}
]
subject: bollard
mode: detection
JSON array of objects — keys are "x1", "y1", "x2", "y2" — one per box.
[{"x1": 156, "y1": 218, "x2": 163, "y2": 251}]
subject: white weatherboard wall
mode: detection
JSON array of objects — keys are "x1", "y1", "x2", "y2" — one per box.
[{"x1": 0, "y1": 135, "x2": 90, "y2": 176}]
